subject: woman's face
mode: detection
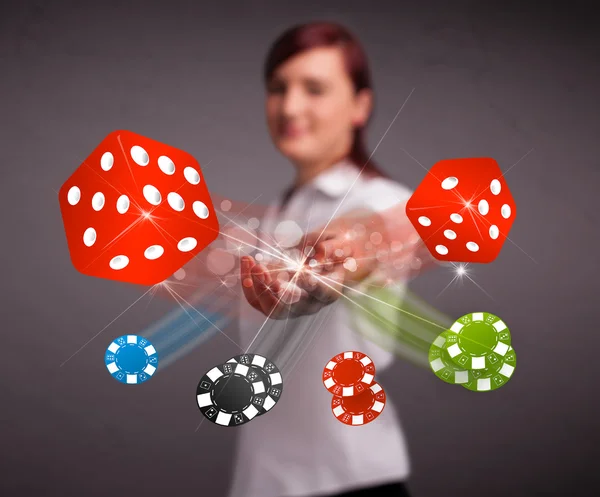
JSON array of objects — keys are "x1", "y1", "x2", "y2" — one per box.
[{"x1": 265, "y1": 46, "x2": 370, "y2": 165}]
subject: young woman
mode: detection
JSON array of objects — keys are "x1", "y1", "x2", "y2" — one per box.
[{"x1": 230, "y1": 22, "x2": 416, "y2": 497}]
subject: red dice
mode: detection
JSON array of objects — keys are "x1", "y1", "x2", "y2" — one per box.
[
  {"x1": 405, "y1": 158, "x2": 516, "y2": 263},
  {"x1": 58, "y1": 130, "x2": 220, "y2": 285}
]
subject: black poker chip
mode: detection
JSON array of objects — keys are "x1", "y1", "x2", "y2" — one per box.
[
  {"x1": 196, "y1": 360, "x2": 268, "y2": 427},
  {"x1": 226, "y1": 354, "x2": 283, "y2": 415}
]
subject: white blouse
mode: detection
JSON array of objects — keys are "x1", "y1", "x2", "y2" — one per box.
[{"x1": 228, "y1": 160, "x2": 414, "y2": 497}]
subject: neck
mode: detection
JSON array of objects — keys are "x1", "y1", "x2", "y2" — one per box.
[{"x1": 293, "y1": 153, "x2": 348, "y2": 188}]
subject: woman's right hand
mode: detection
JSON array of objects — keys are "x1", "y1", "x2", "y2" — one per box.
[{"x1": 239, "y1": 253, "x2": 345, "y2": 320}]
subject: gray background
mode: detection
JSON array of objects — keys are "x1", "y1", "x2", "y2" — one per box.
[{"x1": 1, "y1": 0, "x2": 599, "y2": 496}]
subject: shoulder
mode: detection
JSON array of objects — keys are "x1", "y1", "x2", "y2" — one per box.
[{"x1": 357, "y1": 175, "x2": 413, "y2": 212}]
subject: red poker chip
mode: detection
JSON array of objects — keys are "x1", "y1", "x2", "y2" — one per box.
[
  {"x1": 331, "y1": 381, "x2": 386, "y2": 426},
  {"x1": 322, "y1": 351, "x2": 376, "y2": 396}
]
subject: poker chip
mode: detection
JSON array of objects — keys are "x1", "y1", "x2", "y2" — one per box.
[
  {"x1": 444, "y1": 312, "x2": 511, "y2": 370},
  {"x1": 331, "y1": 381, "x2": 386, "y2": 426},
  {"x1": 428, "y1": 331, "x2": 473, "y2": 385},
  {"x1": 323, "y1": 351, "x2": 375, "y2": 396},
  {"x1": 462, "y1": 347, "x2": 517, "y2": 392},
  {"x1": 196, "y1": 361, "x2": 267, "y2": 427},
  {"x1": 226, "y1": 354, "x2": 283, "y2": 415},
  {"x1": 104, "y1": 334, "x2": 159, "y2": 384}
]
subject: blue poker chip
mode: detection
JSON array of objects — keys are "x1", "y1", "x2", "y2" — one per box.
[{"x1": 105, "y1": 335, "x2": 159, "y2": 384}]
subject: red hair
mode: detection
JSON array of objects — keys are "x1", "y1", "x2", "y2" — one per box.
[{"x1": 263, "y1": 21, "x2": 388, "y2": 178}]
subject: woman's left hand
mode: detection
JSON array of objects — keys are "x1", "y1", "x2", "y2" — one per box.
[
  {"x1": 298, "y1": 211, "x2": 382, "y2": 285},
  {"x1": 239, "y1": 209, "x2": 388, "y2": 320}
]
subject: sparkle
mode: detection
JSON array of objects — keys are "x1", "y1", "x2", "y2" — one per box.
[
  {"x1": 436, "y1": 262, "x2": 493, "y2": 300},
  {"x1": 286, "y1": 255, "x2": 306, "y2": 273}
]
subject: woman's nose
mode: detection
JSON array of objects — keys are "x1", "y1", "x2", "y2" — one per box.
[{"x1": 281, "y1": 87, "x2": 306, "y2": 117}]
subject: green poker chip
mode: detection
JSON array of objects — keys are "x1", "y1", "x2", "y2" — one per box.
[
  {"x1": 428, "y1": 331, "x2": 473, "y2": 385},
  {"x1": 462, "y1": 347, "x2": 517, "y2": 392},
  {"x1": 444, "y1": 312, "x2": 511, "y2": 370}
]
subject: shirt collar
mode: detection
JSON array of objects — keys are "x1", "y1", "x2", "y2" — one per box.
[{"x1": 308, "y1": 159, "x2": 362, "y2": 198}]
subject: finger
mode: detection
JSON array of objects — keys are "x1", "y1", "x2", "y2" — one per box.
[
  {"x1": 252, "y1": 265, "x2": 282, "y2": 315},
  {"x1": 318, "y1": 238, "x2": 354, "y2": 263},
  {"x1": 252, "y1": 262, "x2": 278, "y2": 286},
  {"x1": 297, "y1": 232, "x2": 319, "y2": 255},
  {"x1": 298, "y1": 231, "x2": 335, "y2": 259},
  {"x1": 261, "y1": 264, "x2": 274, "y2": 285},
  {"x1": 251, "y1": 264, "x2": 270, "y2": 297},
  {"x1": 278, "y1": 279, "x2": 310, "y2": 303},
  {"x1": 295, "y1": 280, "x2": 327, "y2": 304},
  {"x1": 258, "y1": 288, "x2": 282, "y2": 317},
  {"x1": 321, "y1": 264, "x2": 346, "y2": 297},
  {"x1": 240, "y1": 256, "x2": 263, "y2": 312},
  {"x1": 241, "y1": 256, "x2": 256, "y2": 289},
  {"x1": 251, "y1": 264, "x2": 277, "y2": 293},
  {"x1": 311, "y1": 280, "x2": 339, "y2": 304},
  {"x1": 296, "y1": 267, "x2": 320, "y2": 293},
  {"x1": 274, "y1": 280, "x2": 317, "y2": 320},
  {"x1": 308, "y1": 244, "x2": 342, "y2": 276},
  {"x1": 279, "y1": 282, "x2": 323, "y2": 317}
]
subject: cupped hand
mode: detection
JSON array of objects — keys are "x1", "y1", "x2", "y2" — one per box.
[{"x1": 239, "y1": 249, "x2": 345, "y2": 320}]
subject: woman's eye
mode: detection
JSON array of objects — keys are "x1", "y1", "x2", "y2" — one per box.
[
  {"x1": 267, "y1": 84, "x2": 285, "y2": 94},
  {"x1": 307, "y1": 86, "x2": 324, "y2": 95}
]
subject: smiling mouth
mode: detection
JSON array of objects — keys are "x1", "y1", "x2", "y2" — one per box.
[{"x1": 279, "y1": 125, "x2": 306, "y2": 138}]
